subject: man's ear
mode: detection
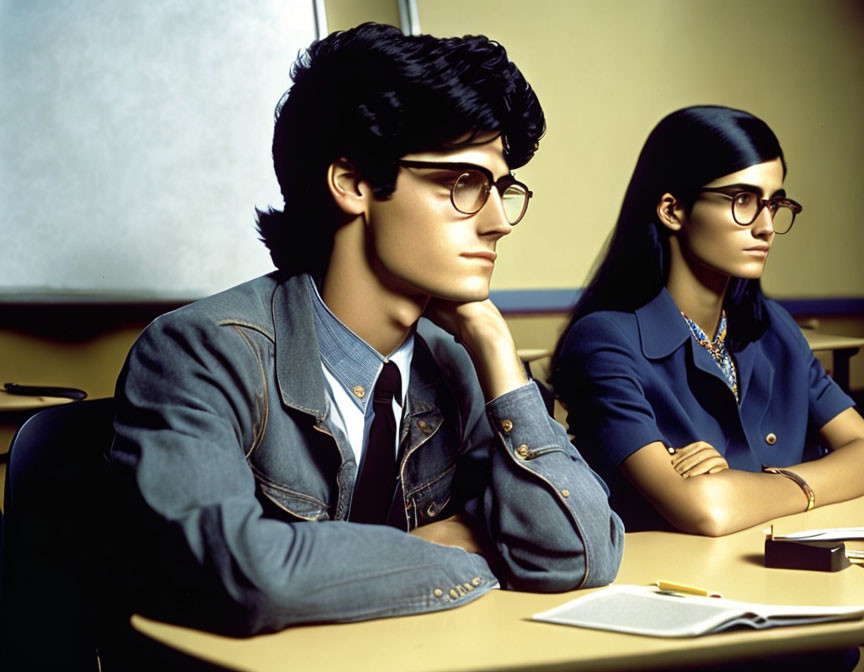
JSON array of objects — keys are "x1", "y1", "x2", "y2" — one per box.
[
  {"x1": 656, "y1": 192, "x2": 684, "y2": 232},
  {"x1": 327, "y1": 158, "x2": 368, "y2": 217}
]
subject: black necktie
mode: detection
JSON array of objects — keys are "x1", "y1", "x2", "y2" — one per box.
[{"x1": 350, "y1": 361, "x2": 401, "y2": 524}]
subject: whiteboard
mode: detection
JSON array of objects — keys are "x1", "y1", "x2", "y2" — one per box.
[{"x1": 0, "y1": 0, "x2": 320, "y2": 302}]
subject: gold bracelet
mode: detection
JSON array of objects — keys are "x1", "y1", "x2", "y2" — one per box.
[{"x1": 763, "y1": 467, "x2": 815, "y2": 512}]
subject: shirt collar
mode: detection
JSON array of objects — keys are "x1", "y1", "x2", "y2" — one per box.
[{"x1": 306, "y1": 275, "x2": 413, "y2": 413}]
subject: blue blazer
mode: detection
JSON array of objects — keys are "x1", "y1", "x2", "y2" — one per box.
[{"x1": 556, "y1": 288, "x2": 853, "y2": 530}]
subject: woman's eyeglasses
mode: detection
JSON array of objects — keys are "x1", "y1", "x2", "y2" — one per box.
[
  {"x1": 698, "y1": 187, "x2": 802, "y2": 235},
  {"x1": 398, "y1": 160, "x2": 532, "y2": 225}
]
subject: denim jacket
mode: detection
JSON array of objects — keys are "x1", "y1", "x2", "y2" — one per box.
[{"x1": 110, "y1": 273, "x2": 623, "y2": 635}]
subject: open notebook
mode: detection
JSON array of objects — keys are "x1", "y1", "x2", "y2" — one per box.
[
  {"x1": 770, "y1": 527, "x2": 864, "y2": 542},
  {"x1": 533, "y1": 585, "x2": 864, "y2": 638}
]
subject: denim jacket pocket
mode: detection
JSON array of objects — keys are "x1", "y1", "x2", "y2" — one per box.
[
  {"x1": 407, "y1": 463, "x2": 456, "y2": 526},
  {"x1": 255, "y1": 477, "x2": 331, "y2": 521}
]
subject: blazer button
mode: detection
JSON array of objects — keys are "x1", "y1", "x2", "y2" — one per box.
[{"x1": 765, "y1": 433, "x2": 777, "y2": 445}]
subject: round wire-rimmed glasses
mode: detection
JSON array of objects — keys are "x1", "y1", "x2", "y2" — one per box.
[
  {"x1": 398, "y1": 159, "x2": 533, "y2": 225},
  {"x1": 698, "y1": 187, "x2": 802, "y2": 235}
]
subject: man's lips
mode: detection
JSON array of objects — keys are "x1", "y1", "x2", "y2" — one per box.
[{"x1": 462, "y1": 251, "x2": 497, "y2": 262}]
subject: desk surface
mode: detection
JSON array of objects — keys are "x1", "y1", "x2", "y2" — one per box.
[
  {"x1": 0, "y1": 389, "x2": 75, "y2": 412},
  {"x1": 133, "y1": 497, "x2": 864, "y2": 672},
  {"x1": 519, "y1": 331, "x2": 864, "y2": 362},
  {"x1": 802, "y1": 331, "x2": 864, "y2": 352}
]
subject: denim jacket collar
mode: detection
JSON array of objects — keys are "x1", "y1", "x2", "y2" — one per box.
[{"x1": 271, "y1": 274, "x2": 330, "y2": 420}]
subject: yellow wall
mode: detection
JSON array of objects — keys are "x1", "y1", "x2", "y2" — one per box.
[
  {"x1": 416, "y1": 0, "x2": 864, "y2": 299},
  {"x1": 325, "y1": 0, "x2": 400, "y2": 32}
]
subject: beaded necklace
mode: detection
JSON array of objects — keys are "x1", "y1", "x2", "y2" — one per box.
[{"x1": 681, "y1": 310, "x2": 739, "y2": 402}]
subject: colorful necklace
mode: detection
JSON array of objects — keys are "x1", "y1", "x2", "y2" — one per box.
[{"x1": 681, "y1": 310, "x2": 739, "y2": 402}]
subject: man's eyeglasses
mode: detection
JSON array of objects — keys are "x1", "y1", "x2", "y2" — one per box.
[
  {"x1": 698, "y1": 187, "x2": 802, "y2": 235},
  {"x1": 397, "y1": 160, "x2": 532, "y2": 225}
]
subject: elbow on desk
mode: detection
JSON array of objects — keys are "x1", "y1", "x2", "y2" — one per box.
[
  {"x1": 503, "y1": 520, "x2": 624, "y2": 592},
  {"x1": 662, "y1": 484, "x2": 739, "y2": 538},
  {"x1": 676, "y1": 513, "x2": 735, "y2": 538}
]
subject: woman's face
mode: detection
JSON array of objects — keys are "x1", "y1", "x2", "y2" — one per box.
[{"x1": 675, "y1": 157, "x2": 785, "y2": 281}]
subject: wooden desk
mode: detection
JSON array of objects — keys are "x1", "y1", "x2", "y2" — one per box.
[
  {"x1": 132, "y1": 496, "x2": 864, "y2": 672},
  {"x1": 803, "y1": 331, "x2": 864, "y2": 394},
  {"x1": 0, "y1": 389, "x2": 76, "y2": 413},
  {"x1": 519, "y1": 329, "x2": 864, "y2": 394}
]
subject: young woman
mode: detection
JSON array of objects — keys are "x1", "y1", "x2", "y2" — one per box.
[{"x1": 551, "y1": 105, "x2": 864, "y2": 536}]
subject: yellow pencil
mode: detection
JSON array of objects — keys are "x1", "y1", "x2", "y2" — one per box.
[{"x1": 655, "y1": 579, "x2": 723, "y2": 598}]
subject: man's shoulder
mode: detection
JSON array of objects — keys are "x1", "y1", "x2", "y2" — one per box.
[{"x1": 147, "y1": 273, "x2": 284, "y2": 339}]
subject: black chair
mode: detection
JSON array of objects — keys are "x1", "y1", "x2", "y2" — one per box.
[
  {"x1": 0, "y1": 398, "x2": 116, "y2": 670},
  {"x1": 0, "y1": 397, "x2": 232, "y2": 672}
]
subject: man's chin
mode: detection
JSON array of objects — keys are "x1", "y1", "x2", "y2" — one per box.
[{"x1": 432, "y1": 288, "x2": 490, "y2": 304}]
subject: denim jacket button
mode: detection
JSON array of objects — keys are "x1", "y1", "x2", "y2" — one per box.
[
  {"x1": 561, "y1": 489, "x2": 570, "y2": 498},
  {"x1": 352, "y1": 385, "x2": 365, "y2": 399},
  {"x1": 426, "y1": 503, "x2": 438, "y2": 517},
  {"x1": 449, "y1": 588, "x2": 459, "y2": 599},
  {"x1": 471, "y1": 576, "x2": 482, "y2": 586},
  {"x1": 434, "y1": 588, "x2": 444, "y2": 597},
  {"x1": 501, "y1": 419, "x2": 514, "y2": 433},
  {"x1": 516, "y1": 444, "x2": 530, "y2": 459}
]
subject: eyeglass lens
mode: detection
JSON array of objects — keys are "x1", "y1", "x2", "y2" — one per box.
[
  {"x1": 452, "y1": 171, "x2": 528, "y2": 224},
  {"x1": 732, "y1": 193, "x2": 795, "y2": 234}
]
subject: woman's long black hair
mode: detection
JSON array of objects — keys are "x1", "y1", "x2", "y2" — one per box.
[{"x1": 550, "y1": 105, "x2": 785, "y2": 391}]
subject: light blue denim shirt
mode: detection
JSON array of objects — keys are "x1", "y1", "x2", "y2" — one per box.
[
  {"x1": 110, "y1": 272, "x2": 624, "y2": 636},
  {"x1": 307, "y1": 274, "x2": 413, "y2": 472}
]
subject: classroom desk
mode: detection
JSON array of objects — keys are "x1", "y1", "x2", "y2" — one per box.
[
  {"x1": 519, "y1": 329, "x2": 864, "y2": 395},
  {"x1": 803, "y1": 331, "x2": 864, "y2": 394},
  {"x1": 0, "y1": 389, "x2": 75, "y2": 412},
  {"x1": 132, "y1": 495, "x2": 864, "y2": 672}
]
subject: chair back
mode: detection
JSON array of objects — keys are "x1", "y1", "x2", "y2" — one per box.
[{"x1": 1, "y1": 397, "x2": 115, "y2": 671}]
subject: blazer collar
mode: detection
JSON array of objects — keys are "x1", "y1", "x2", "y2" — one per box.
[
  {"x1": 635, "y1": 287, "x2": 763, "y2": 404},
  {"x1": 635, "y1": 288, "x2": 691, "y2": 360}
]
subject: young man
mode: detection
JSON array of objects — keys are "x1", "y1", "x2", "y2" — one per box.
[{"x1": 110, "y1": 22, "x2": 623, "y2": 635}]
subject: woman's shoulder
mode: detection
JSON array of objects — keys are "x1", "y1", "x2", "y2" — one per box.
[
  {"x1": 555, "y1": 310, "x2": 645, "y2": 373},
  {"x1": 564, "y1": 309, "x2": 640, "y2": 348}
]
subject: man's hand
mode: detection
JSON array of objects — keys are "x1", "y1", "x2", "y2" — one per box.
[
  {"x1": 424, "y1": 299, "x2": 527, "y2": 401},
  {"x1": 670, "y1": 441, "x2": 729, "y2": 478},
  {"x1": 409, "y1": 513, "x2": 491, "y2": 557}
]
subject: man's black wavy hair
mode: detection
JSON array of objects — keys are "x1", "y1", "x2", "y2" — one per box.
[{"x1": 255, "y1": 22, "x2": 545, "y2": 277}]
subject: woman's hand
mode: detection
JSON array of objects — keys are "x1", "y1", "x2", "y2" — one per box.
[{"x1": 670, "y1": 441, "x2": 729, "y2": 478}]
